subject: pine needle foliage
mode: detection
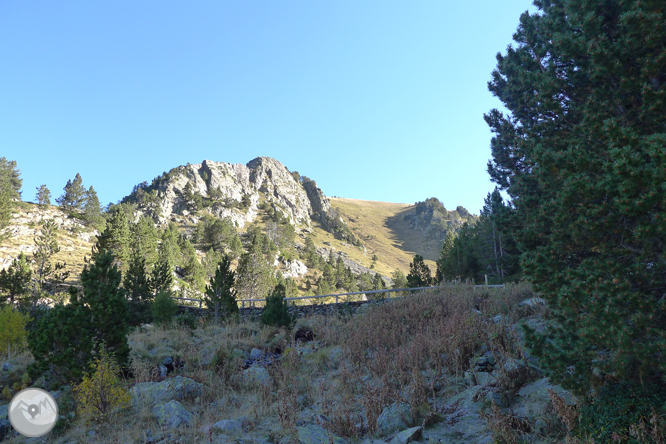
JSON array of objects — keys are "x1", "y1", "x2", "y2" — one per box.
[
  {"x1": 261, "y1": 283, "x2": 295, "y2": 328},
  {"x1": 486, "y1": 0, "x2": 666, "y2": 395},
  {"x1": 203, "y1": 256, "x2": 238, "y2": 324}
]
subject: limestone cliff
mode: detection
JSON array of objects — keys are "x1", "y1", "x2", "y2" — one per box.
[{"x1": 125, "y1": 157, "x2": 331, "y2": 230}]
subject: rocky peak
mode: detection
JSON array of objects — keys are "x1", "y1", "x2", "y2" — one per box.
[{"x1": 130, "y1": 157, "x2": 332, "y2": 230}]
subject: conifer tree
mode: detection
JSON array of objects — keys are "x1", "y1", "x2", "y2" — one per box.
[
  {"x1": 80, "y1": 250, "x2": 130, "y2": 366},
  {"x1": 27, "y1": 288, "x2": 94, "y2": 383},
  {"x1": 35, "y1": 185, "x2": 51, "y2": 208},
  {"x1": 123, "y1": 247, "x2": 152, "y2": 325},
  {"x1": 0, "y1": 158, "x2": 21, "y2": 242},
  {"x1": 82, "y1": 186, "x2": 105, "y2": 230},
  {"x1": 406, "y1": 254, "x2": 434, "y2": 288},
  {"x1": 261, "y1": 283, "x2": 295, "y2": 328},
  {"x1": 0, "y1": 158, "x2": 22, "y2": 197},
  {"x1": 33, "y1": 219, "x2": 69, "y2": 297},
  {"x1": 151, "y1": 247, "x2": 174, "y2": 295},
  {"x1": 131, "y1": 215, "x2": 159, "y2": 270},
  {"x1": 56, "y1": 173, "x2": 86, "y2": 212},
  {"x1": 236, "y1": 236, "x2": 273, "y2": 300},
  {"x1": 203, "y1": 256, "x2": 238, "y2": 324},
  {"x1": 93, "y1": 208, "x2": 130, "y2": 270},
  {"x1": 487, "y1": 0, "x2": 666, "y2": 394},
  {"x1": 0, "y1": 252, "x2": 32, "y2": 305}
]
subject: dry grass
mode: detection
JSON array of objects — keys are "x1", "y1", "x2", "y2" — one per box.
[
  {"x1": 326, "y1": 197, "x2": 439, "y2": 276},
  {"x1": 1, "y1": 282, "x2": 550, "y2": 444},
  {"x1": 0, "y1": 203, "x2": 97, "y2": 286}
]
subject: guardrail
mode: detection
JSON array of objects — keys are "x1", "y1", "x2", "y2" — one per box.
[{"x1": 172, "y1": 283, "x2": 505, "y2": 309}]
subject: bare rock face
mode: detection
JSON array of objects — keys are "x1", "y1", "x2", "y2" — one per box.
[{"x1": 138, "y1": 157, "x2": 329, "y2": 229}]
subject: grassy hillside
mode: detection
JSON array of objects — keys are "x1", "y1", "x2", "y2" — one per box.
[
  {"x1": 326, "y1": 198, "x2": 439, "y2": 276},
  {"x1": 0, "y1": 202, "x2": 97, "y2": 286}
]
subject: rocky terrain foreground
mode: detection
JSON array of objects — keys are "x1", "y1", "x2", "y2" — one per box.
[{"x1": 0, "y1": 284, "x2": 576, "y2": 444}]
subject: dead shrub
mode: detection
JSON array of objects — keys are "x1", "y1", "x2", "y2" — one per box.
[{"x1": 481, "y1": 401, "x2": 532, "y2": 444}]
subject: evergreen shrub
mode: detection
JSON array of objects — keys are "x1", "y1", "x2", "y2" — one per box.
[
  {"x1": 574, "y1": 381, "x2": 666, "y2": 443},
  {"x1": 174, "y1": 312, "x2": 197, "y2": 330},
  {"x1": 151, "y1": 291, "x2": 178, "y2": 326},
  {"x1": 261, "y1": 284, "x2": 296, "y2": 328}
]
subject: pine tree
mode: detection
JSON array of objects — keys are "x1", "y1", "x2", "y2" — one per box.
[
  {"x1": 131, "y1": 215, "x2": 159, "y2": 270},
  {"x1": 82, "y1": 186, "x2": 105, "y2": 230},
  {"x1": 151, "y1": 249, "x2": 174, "y2": 296},
  {"x1": 56, "y1": 173, "x2": 86, "y2": 212},
  {"x1": 80, "y1": 250, "x2": 130, "y2": 366},
  {"x1": 0, "y1": 158, "x2": 22, "y2": 197},
  {"x1": 35, "y1": 185, "x2": 51, "y2": 208},
  {"x1": 0, "y1": 158, "x2": 21, "y2": 242},
  {"x1": 487, "y1": 0, "x2": 666, "y2": 394},
  {"x1": 236, "y1": 236, "x2": 273, "y2": 300},
  {"x1": 406, "y1": 255, "x2": 434, "y2": 288},
  {"x1": 27, "y1": 291, "x2": 94, "y2": 383},
  {"x1": 0, "y1": 252, "x2": 32, "y2": 305},
  {"x1": 203, "y1": 256, "x2": 238, "y2": 324},
  {"x1": 93, "y1": 208, "x2": 130, "y2": 270},
  {"x1": 123, "y1": 247, "x2": 152, "y2": 325},
  {"x1": 33, "y1": 219, "x2": 69, "y2": 297},
  {"x1": 260, "y1": 283, "x2": 295, "y2": 328}
]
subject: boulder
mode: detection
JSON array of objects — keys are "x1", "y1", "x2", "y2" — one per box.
[
  {"x1": 211, "y1": 417, "x2": 249, "y2": 434},
  {"x1": 240, "y1": 366, "x2": 272, "y2": 387},
  {"x1": 131, "y1": 376, "x2": 203, "y2": 408},
  {"x1": 250, "y1": 348, "x2": 263, "y2": 360},
  {"x1": 297, "y1": 424, "x2": 348, "y2": 444},
  {"x1": 514, "y1": 377, "x2": 576, "y2": 418},
  {"x1": 376, "y1": 403, "x2": 414, "y2": 437},
  {"x1": 388, "y1": 426, "x2": 422, "y2": 444},
  {"x1": 152, "y1": 400, "x2": 193, "y2": 429}
]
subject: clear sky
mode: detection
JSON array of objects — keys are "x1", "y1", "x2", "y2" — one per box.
[{"x1": 1, "y1": 1, "x2": 535, "y2": 214}]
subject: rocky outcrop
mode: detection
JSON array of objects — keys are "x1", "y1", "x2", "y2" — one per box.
[{"x1": 131, "y1": 157, "x2": 331, "y2": 229}]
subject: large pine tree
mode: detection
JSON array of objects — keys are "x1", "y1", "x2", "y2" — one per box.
[{"x1": 486, "y1": 0, "x2": 666, "y2": 394}]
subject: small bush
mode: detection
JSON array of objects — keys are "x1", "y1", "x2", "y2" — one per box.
[
  {"x1": 73, "y1": 347, "x2": 131, "y2": 424},
  {"x1": 0, "y1": 305, "x2": 29, "y2": 358},
  {"x1": 174, "y1": 312, "x2": 197, "y2": 330},
  {"x1": 261, "y1": 284, "x2": 296, "y2": 328},
  {"x1": 574, "y1": 381, "x2": 666, "y2": 444},
  {"x1": 151, "y1": 291, "x2": 178, "y2": 326}
]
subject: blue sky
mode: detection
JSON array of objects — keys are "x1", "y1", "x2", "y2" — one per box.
[{"x1": 1, "y1": 1, "x2": 535, "y2": 214}]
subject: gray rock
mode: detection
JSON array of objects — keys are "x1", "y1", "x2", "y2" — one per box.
[
  {"x1": 250, "y1": 348, "x2": 263, "y2": 360},
  {"x1": 503, "y1": 358, "x2": 525, "y2": 373},
  {"x1": 297, "y1": 424, "x2": 348, "y2": 444},
  {"x1": 0, "y1": 404, "x2": 7, "y2": 419},
  {"x1": 514, "y1": 377, "x2": 576, "y2": 418},
  {"x1": 475, "y1": 372, "x2": 497, "y2": 386},
  {"x1": 152, "y1": 400, "x2": 193, "y2": 429},
  {"x1": 212, "y1": 417, "x2": 249, "y2": 434},
  {"x1": 240, "y1": 366, "x2": 272, "y2": 387},
  {"x1": 360, "y1": 440, "x2": 389, "y2": 444},
  {"x1": 492, "y1": 314, "x2": 505, "y2": 324},
  {"x1": 389, "y1": 426, "x2": 422, "y2": 444},
  {"x1": 159, "y1": 364, "x2": 168, "y2": 378},
  {"x1": 131, "y1": 375, "x2": 204, "y2": 408},
  {"x1": 2, "y1": 362, "x2": 13, "y2": 372},
  {"x1": 376, "y1": 403, "x2": 414, "y2": 437},
  {"x1": 163, "y1": 356, "x2": 173, "y2": 366}
]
